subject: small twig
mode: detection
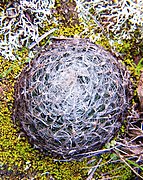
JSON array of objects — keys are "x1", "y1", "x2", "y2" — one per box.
[
  {"x1": 114, "y1": 146, "x2": 129, "y2": 155},
  {"x1": 99, "y1": 175, "x2": 123, "y2": 180},
  {"x1": 86, "y1": 158, "x2": 102, "y2": 180},
  {"x1": 74, "y1": 148, "x2": 114, "y2": 159}
]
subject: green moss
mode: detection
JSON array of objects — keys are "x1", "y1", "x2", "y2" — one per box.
[{"x1": 135, "y1": 58, "x2": 143, "y2": 75}]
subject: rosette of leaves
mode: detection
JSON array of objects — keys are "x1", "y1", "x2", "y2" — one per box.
[{"x1": 13, "y1": 38, "x2": 133, "y2": 160}]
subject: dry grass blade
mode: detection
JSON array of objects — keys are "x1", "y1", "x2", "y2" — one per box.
[
  {"x1": 86, "y1": 158, "x2": 102, "y2": 180},
  {"x1": 112, "y1": 119, "x2": 143, "y2": 179}
]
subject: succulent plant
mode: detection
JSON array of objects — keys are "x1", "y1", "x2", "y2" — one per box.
[{"x1": 13, "y1": 38, "x2": 133, "y2": 160}]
